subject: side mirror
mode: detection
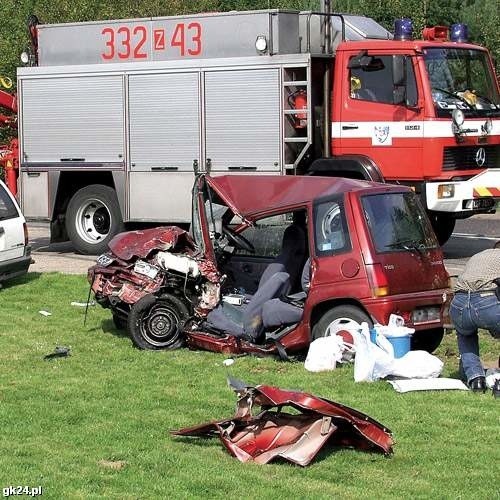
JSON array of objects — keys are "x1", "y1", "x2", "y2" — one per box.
[
  {"x1": 392, "y1": 55, "x2": 406, "y2": 86},
  {"x1": 348, "y1": 51, "x2": 373, "y2": 70},
  {"x1": 392, "y1": 55, "x2": 407, "y2": 105}
]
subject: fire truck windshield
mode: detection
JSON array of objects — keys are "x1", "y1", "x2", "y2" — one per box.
[{"x1": 423, "y1": 47, "x2": 499, "y2": 118}]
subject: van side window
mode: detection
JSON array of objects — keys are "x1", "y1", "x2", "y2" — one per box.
[
  {"x1": 234, "y1": 211, "x2": 306, "y2": 258},
  {"x1": 0, "y1": 186, "x2": 18, "y2": 221},
  {"x1": 314, "y1": 198, "x2": 351, "y2": 255},
  {"x1": 350, "y1": 54, "x2": 417, "y2": 105}
]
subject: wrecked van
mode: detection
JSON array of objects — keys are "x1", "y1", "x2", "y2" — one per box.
[{"x1": 89, "y1": 174, "x2": 451, "y2": 356}]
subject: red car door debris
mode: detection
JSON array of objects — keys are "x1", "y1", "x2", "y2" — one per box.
[{"x1": 172, "y1": 380, "x2": 393, "y2": 466}]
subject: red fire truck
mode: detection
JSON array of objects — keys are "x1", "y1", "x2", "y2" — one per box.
[
  {"x1": 0, "y1": 83, "x2": 18, "y2": 196},
  {"x1": 15, "y1": 9, "x2": 500, "y2": 253}
]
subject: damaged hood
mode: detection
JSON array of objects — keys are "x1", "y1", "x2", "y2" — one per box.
[
  {"x1": 173, "y1": 379, "x2": 393, "y2": 466},
  {"x1": 108, "y1": 226, "x2": 197, "y2": 261}
]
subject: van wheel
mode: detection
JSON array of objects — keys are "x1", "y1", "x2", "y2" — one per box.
[
  {"x1": 429, "y1": 214, "x2": 455, "y2": 246},
  {"x1": 66, "y1": 184, "x2": 124, "y2": 255},
  {"x1": 127, "y1": 294, "x2": 188, "y2": 350},
  {"x1": 312, "y1": 305, "x2": 372, "y2": 340},
  {"x1": 411, "y1": 327, "x2": 444, "y2": 353}
]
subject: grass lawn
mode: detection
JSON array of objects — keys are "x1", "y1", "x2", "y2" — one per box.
[{"x1": 0, "y1": 273, "x2": 498, "y2": 499}]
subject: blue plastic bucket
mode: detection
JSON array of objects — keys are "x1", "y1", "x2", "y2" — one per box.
[{"x1": 385, "y1": 335, "x2": 411, "y2": 358}]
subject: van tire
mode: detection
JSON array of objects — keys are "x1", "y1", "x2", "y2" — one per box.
[
  {"x1": 312, "y1": 305, "x2": 372, "y2": 340},
  {"x1": 411, "y1": 327, "x2": 444, "y2": 353},
  {"x1": 127, "y1": 293, "x2": 188, "y2": 350},
  {"x1": 66, "y1": 184, "x2": 124, "y2": 255}
]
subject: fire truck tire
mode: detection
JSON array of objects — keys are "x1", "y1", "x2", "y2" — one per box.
[
  {"x1": 428, "y1": 214, "x2": 455, "y2": 246},
  {"x1": 410, "y1": 327, "x2": 444, "y2": 353},
  {"x1": 312, "y1": 305, "x2": 373, "y2": 340},
  {"x1": 66, "y1": 184, "x2": 124, "y2": 255},
  {"x1": 127, "y1": 293, "x2": 188, "y2": 350}
]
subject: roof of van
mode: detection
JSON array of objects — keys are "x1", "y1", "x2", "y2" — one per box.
[{"x1": 206, "y1": 174, "x2": 406, "y2": 219}]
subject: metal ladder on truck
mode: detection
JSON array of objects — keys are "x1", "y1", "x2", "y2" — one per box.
[{"x1": 282, "y1": 63, "x2": 312, "y2": 173}]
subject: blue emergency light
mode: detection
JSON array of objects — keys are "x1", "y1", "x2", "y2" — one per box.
[
  {"x1": 394, "y1": 18, "x2": 413, "y2": 41},
  {"x1": 450, "y1": 23, "x2": 468, "y2": 42}
]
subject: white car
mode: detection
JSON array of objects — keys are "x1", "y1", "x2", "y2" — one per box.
[{"x1": 0, "y1": 179, "x2": 31, "y2": 285}]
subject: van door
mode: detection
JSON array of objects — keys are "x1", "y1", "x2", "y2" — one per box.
[
  {"x1": 0, "y1": 182, "x2": 25, "y2": 262},
  {"x1": 336, "y1": 51, "x2": 424, "y2": 181}
]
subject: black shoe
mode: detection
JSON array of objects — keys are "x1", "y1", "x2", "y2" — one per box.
[
  {"x1": 493, "y1": 379, "x2": 500, "y2": 399},
  {"x1": 469, "y1": 376, "x2": 486, "y2": 393}
]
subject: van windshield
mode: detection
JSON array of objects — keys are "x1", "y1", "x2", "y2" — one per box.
[{"x1": 362, "y1": 192, "x2": 437, "y2": 253}]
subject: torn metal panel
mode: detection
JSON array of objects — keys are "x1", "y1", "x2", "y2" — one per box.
[
  {"x1": 108, "y1": 226, "x2": 197, "y2": 261},
  {"x1": 172, "y1": 381, "x2": 394, "y2": 466}
]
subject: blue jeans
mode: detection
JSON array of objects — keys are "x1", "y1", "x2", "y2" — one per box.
[{"x1": 449, "y1": 292, "x2": 500, "y2": 383}]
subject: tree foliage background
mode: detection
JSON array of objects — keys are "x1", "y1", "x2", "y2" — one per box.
[{"x1": 0, "y1": 0, "x2": 498, "y2": 88}]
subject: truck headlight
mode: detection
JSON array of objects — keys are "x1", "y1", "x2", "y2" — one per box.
[
  {"x1": 452, "y1": 108, "x2": 465, "y2": 127},
  {"x1": 438, "y1": 184, "x2": 455, "y2": 198}
]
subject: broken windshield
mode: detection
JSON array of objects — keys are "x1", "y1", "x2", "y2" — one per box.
[{"x1": 423, "y1": 48, "x2": 499, "y2": 117}]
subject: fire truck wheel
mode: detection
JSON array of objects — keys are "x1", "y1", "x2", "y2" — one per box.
[
  {"x1": 66, "y1": 184, "x2": 124, "y2": 255},
  {"x1": 429, "y1": 214, "x2": 456, "y2": 246},
  {"x1": 312, "y1": 305, "x2": 373, "y2": 340},
  {"x1": 127, "y1": 293, "x2": 188, "y2": 350},
  {"x1": 410, "y1": 327, "x2": 444, "y2": 353}
]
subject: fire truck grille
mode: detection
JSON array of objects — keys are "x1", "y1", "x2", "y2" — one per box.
[{"x1": 443, "y1": 145, "x2": 500, "y2": 171}]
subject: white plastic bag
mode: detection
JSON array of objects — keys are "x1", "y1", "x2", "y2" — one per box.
[
  {"x1": 390, "y1": 351, "x2": 443, "y2": 379},
  {"x1": 352, "y1": 323, "x2": 395, "y2": 382},
  {"x1": 323, "y1": 318, "x2": 358, "y2": 363},
  {"x1": 304, "y1": 336, "x2": 343, "y2": 372}
]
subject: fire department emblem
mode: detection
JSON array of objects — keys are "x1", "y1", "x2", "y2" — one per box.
[{"x1": 373, "y1": 125, "x2": 391, "y2": 145}]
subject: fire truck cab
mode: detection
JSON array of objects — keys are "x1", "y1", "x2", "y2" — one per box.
[{"x1": 16, "y1": 10, "x2": 500, "y2": 253}]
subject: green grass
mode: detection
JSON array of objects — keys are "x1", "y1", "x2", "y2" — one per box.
[{"x1": 0, "y1": 273, "x2": 498, "y2": 499}]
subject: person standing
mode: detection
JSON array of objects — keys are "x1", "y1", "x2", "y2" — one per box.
[{"x1": 449, "y1": 241, "x2": 500, "y2": 392}]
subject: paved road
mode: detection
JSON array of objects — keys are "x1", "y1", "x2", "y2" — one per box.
[
  {"x1": 442, "y1": 213, "x2": 500, "y2": 278},
  {"x1": 28, "y1": 222, "x2": 95, "y2": 274},
  {"x1": 27, "y1": 212, "x2": 500, "y2": 276}
]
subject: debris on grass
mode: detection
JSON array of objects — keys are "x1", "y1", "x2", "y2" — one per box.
[
  {"x1": 173, "y1": 379, "x2": 393, "y2": 466},
  {"x1": 38, "y1": 310, "x2": 52, "y2": 316},
  {"x1": 98, "y1": 459, "x2": 127, "y2": 470},
  {"x1": 43, "y1": 346, "x2": 71, "y2": 360},
  {"x1": 71, "y1": 301, "x2": 96, "y2": 307}
]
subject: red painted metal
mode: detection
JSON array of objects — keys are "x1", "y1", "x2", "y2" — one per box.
[
  {"x1": 0, "y1": 89, "x2": 18, "y2": 195},
  {"x1": 172, "y1": 381, "x2": 394, "y2": 465},
  {"x1": 108, "y1": 226, "x2": 196, "y2": 260},
  {"x1": 90, "y1": 174, "x2": 451, "y2": 356}
]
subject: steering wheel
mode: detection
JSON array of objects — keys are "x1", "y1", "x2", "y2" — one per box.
[{"x1": 222, "y1": 227, "x2": 255, "y2": 253}]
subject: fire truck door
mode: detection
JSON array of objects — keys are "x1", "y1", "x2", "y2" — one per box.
[{"x1": 336, "y1": 52, "x2": 424, "y2": 181}]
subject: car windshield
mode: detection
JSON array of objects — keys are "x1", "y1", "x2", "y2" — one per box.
[
  {"x1": 423, "y1": 47, "x2": 500, "y2": 117},
  {"x1": 362, "y1": 192, "x2": 437, "y2": 253}
]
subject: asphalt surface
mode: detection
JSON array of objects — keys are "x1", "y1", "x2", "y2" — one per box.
[{"x1": 27, "y1": 212, "x2": 500, "y2": 276}]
